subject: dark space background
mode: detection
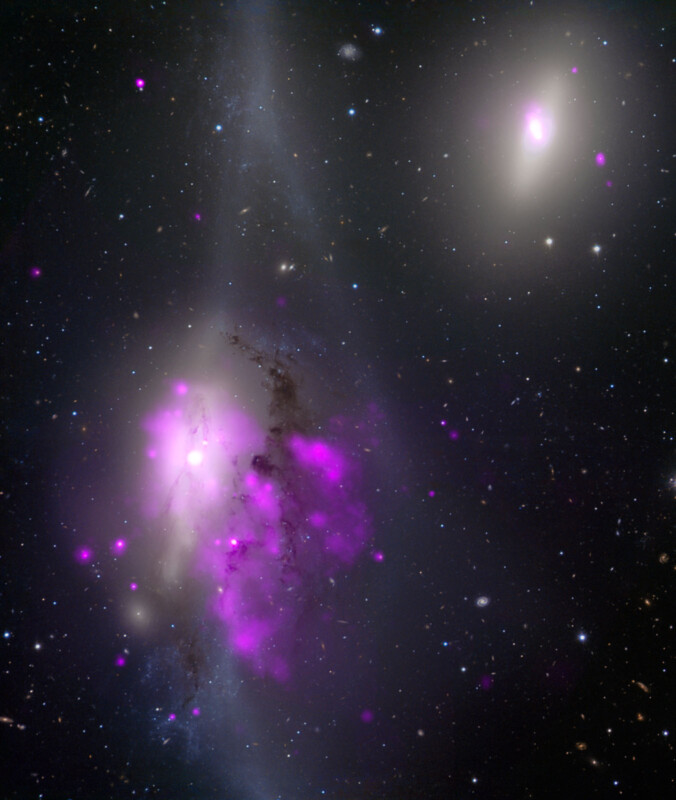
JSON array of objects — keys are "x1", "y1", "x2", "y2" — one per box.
[{"x1": 1, "y1": 2, "x2": 674, "y2": 798}]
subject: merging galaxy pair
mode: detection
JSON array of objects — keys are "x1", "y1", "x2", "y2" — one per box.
[{"x1": 137, "y1": 373, "x2": 371, "y2": 682}]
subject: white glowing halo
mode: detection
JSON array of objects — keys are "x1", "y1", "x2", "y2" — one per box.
[{"x1": 506, "y1": 76, "x2": 569, "y2": 199}]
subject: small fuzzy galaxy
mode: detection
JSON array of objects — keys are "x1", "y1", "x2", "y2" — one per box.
[{"x1": 2, "y1": 2, "x2": 674, "y2": 799}]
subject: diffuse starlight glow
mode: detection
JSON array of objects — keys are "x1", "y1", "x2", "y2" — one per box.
[{"x1": 501, "y1": 74, "x2": 572, "y2": 202}]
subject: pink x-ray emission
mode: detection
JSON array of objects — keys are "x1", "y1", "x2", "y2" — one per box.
[
  {"x1": 111, "y1": 538, "x2": 127, "y2": 556},
  {"x1": 523, "y1": 105, "x2": 554, "y2": 150},
  {"x1": 140, "y1": 381, "x2": 371, "y2": 681},
  {"x1": 75, "y1": 546, "x2": 93, "y2": 564}
]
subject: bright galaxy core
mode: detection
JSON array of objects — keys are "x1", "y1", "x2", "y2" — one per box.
[{"x1": 523, "y1": 104, "x2": 555, "y2": 150}]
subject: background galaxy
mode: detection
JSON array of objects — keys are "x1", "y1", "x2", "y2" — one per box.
[{"x1": 2, "y1": 2, "x2": 674, "y2": 799}]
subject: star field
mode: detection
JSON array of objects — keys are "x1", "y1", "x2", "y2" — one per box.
[{"x1": 2, "y1": 3, "x2": 674, "y2": 799}]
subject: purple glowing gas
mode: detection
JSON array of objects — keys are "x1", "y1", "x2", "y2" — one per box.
[{"x1": 139, "y1": 377, "x2": 371, "y2": 682}]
